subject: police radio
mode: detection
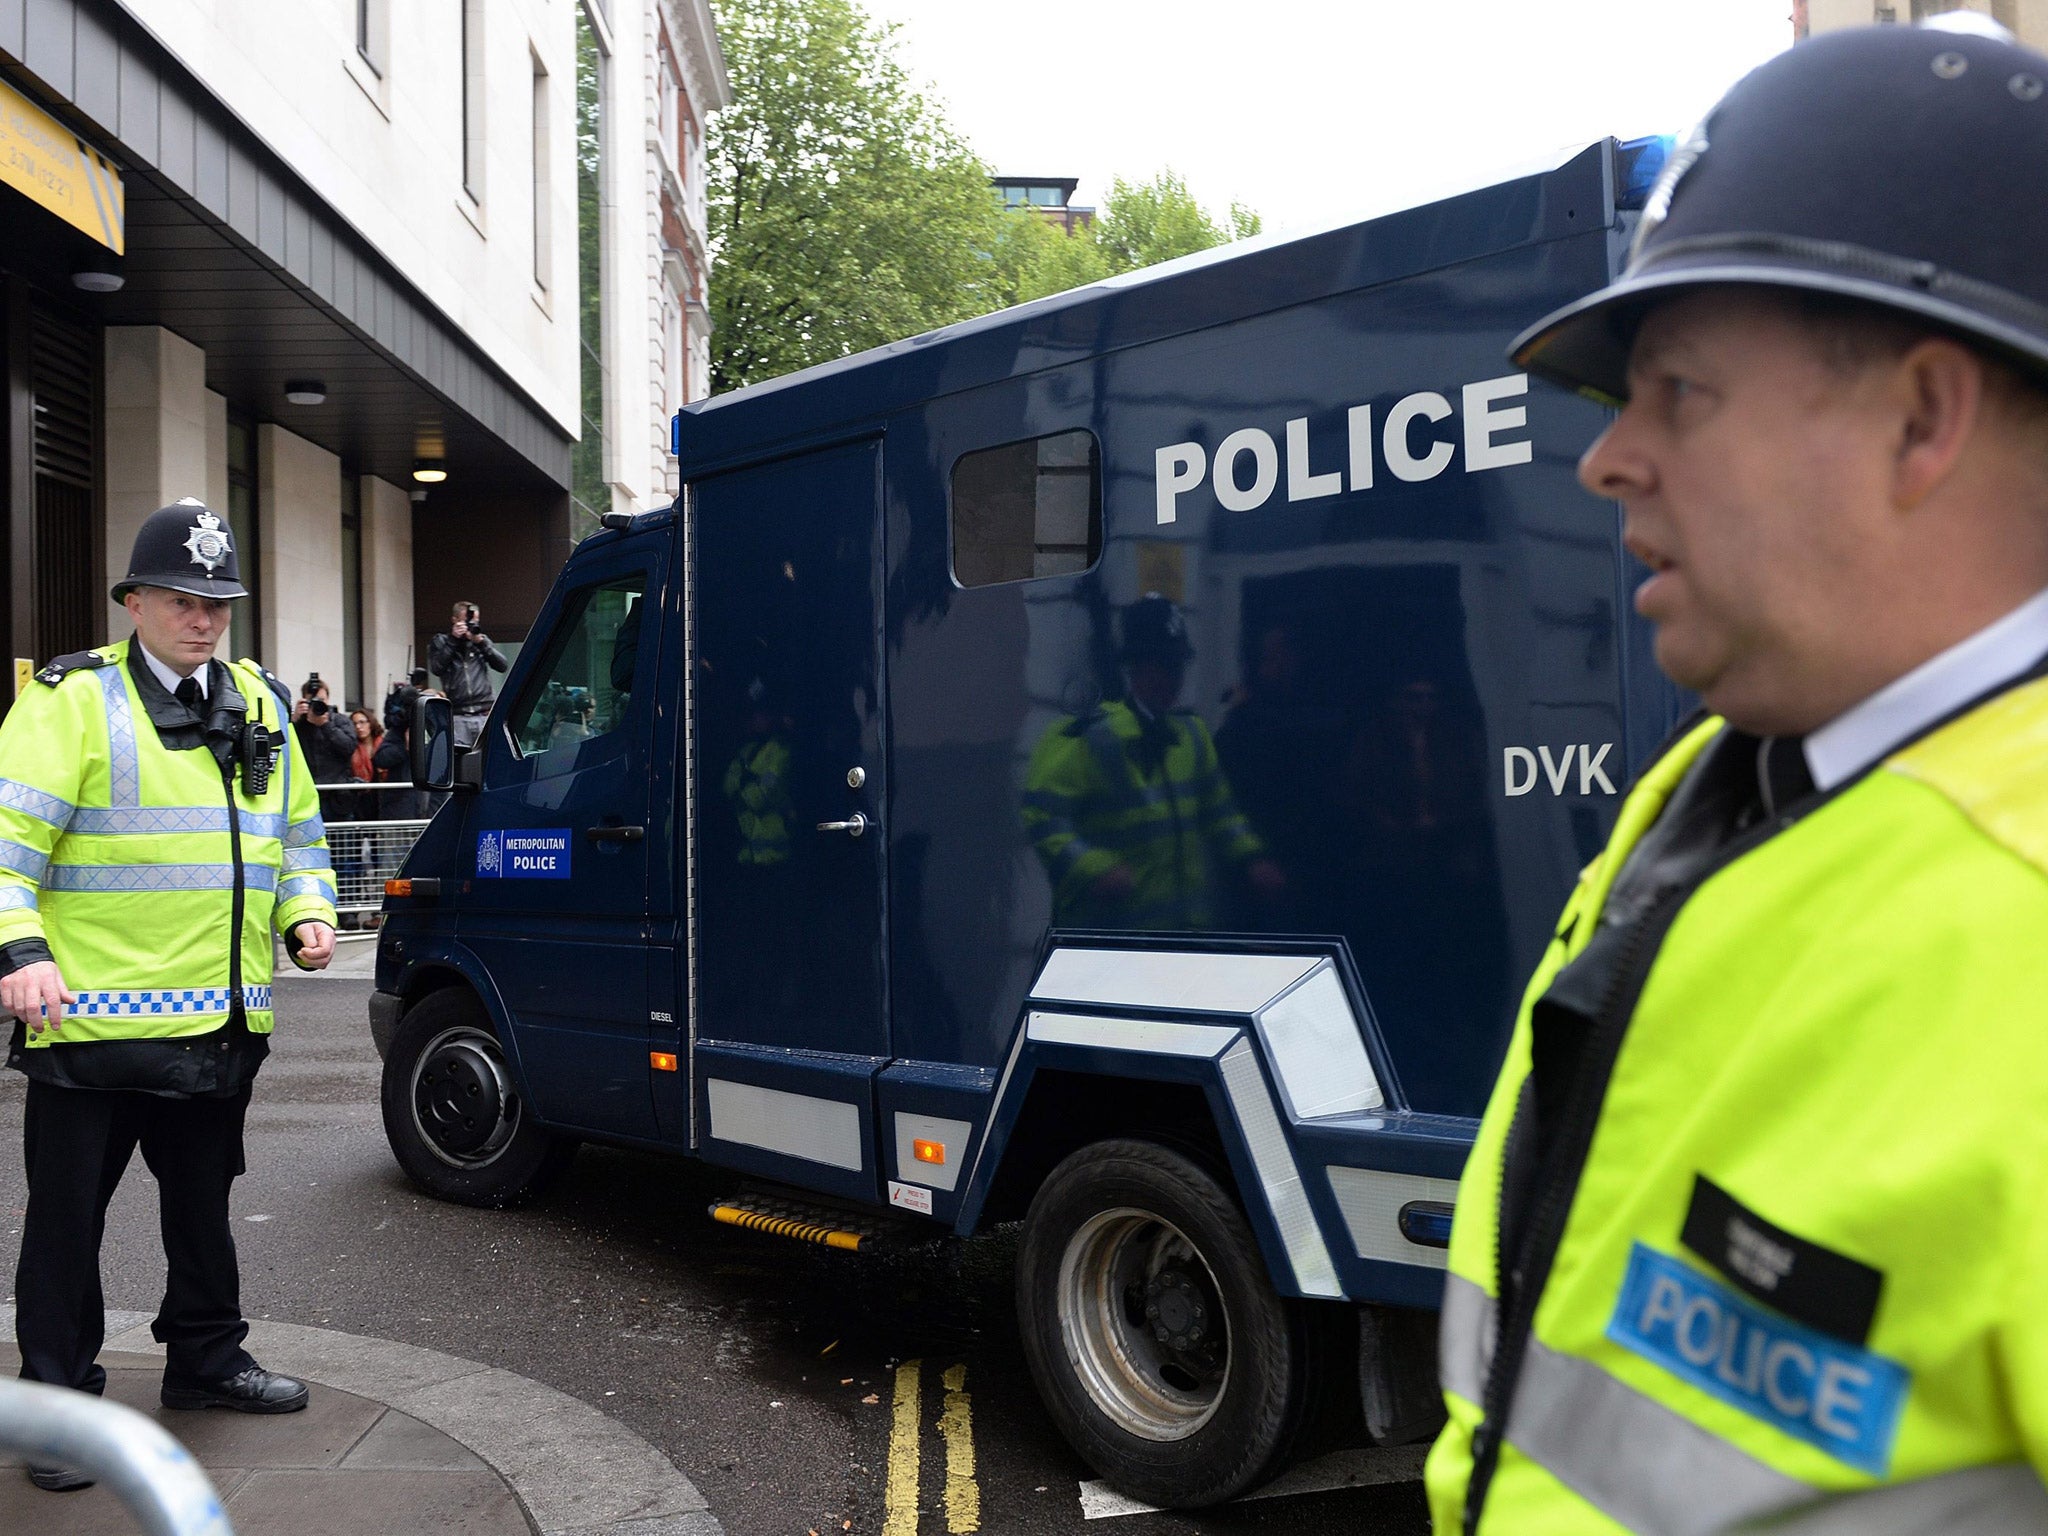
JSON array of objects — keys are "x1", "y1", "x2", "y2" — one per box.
[{"x1": 238, "y1": 721, "x2": 277, "y2": 797}]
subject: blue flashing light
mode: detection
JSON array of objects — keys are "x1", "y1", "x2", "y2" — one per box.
[
  {"x1": 671, "y1": 412, "x2": 682, "y2": 458},
  {"x1": 1616, "y1": 134, "x2": 1678, "y2": 212},
  {"x1": 1398, "y1": 1199, "x2": 1456, "y2": 1249}
]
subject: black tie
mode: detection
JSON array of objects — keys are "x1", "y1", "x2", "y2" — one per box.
[{"x1": 175, "y1": 676, "x2": 202, "y2": 713}]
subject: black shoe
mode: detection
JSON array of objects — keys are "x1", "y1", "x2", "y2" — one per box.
[
  {"x1": 161, "y1": 1365, "x2": 309, "y2": 1414},
  {"x1": 26, "y1": 1463, "x2": 93, "y2": 1492}
]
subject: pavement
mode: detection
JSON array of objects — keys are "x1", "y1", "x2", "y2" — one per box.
[{"x1": 0, "y1": 1308, "x2": 722, "y2": 1536}]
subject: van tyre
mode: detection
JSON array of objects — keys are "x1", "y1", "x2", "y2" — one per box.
[
  {"x1": 380, "y1": 989, "x2": 576, "y2": 1207},
  {"x1": 1017, "y1": 1138, "x2": 1330, "y2": 1507}
]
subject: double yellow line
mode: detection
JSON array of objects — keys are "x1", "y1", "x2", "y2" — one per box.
[{"x1": 882, "y1": 1359, "x2": 980, "y2": 1536}]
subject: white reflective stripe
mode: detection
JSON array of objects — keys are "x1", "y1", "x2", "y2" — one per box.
[
  {"x1": 284, "y1": 817, "x2": 325, "y2": 848},
  {"x1": 1325, "y1": 1166, "x2": 1459, "y2": 1270},
  {"x1": 960, "y1": 1010, "x2": 1033, "y2": 1203},
  {"x1": 0, "y1": 778, "x2": 74, "y2": 827},
  {"x1": 1030, "y1": 948, "x2": 1320, "y2": 1014},
  {"x1": 0, "y1": 839, "x2": 49, "y2": 882},
  {"x1": 1440, "y1": 1271, "x2": 1492, "y2": 1404},
  {"x1": 92, "y1": 666, "x2": 140, "y2": 806},
  {"x1": 0, "y1": 887, "x2": 37, "y2": 911},
  {"x1": 1026, "y1": 1011, "x2": 1240, "y2": 1057},
  {"x1": 45, "y1": 864, "x2": 279, "y2": 894},
  {"x1": 282, "y1": 845, "x2": 329, "y2": 872},
  {"x1": 1444, "y1": 1273, "x2": 2048, "y2": 1536},
  {"x1": 278, "y1": 874, "x2": 336, "y2": 903},
  {"x1": 71, "y1": 806, "x2": 287, "y2": 839},
  {"x1": 705, "y1": 1079, "x2": 863, "y2": 1170},
  {"x1": 1218, "y1": 1039, "x2": 1343, "y2": 1298},
  {"x1": 1258, "y1": 963, "x2": 1382, "y2": 1117},
  {"x1": 1728, "y1": 1464, "x2": 2048, "y2": 1535}
]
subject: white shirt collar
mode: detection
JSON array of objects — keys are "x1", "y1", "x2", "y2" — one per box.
[
  {"x1": 1804, "y1": 587, "x2": 2048, "y2": 791},
  {"x1": 134, "y1": 638, "x2": 209, "y2": 700}
]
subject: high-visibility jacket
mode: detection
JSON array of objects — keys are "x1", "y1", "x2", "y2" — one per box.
[
  {"x1": 723, "y1": 737, "x2": 792, "y2": 867},
  {"x1": 1426, "y1": 681, "x2": 2048, "y2": 1533},
  {"x1": 0, "y1": 639, "x2": 336, "y2": 1045},
  {"x1": 1022, "y1": 700, "x2": 1264, "y2": 929}
]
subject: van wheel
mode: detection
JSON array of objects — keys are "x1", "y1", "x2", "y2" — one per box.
[
  {"x1": 1017, "y1": 1138, "x2": 1324, "y2": 1507},
  {"x1": 379, "y1": 989, "x2": 575, "y2": 1208}
]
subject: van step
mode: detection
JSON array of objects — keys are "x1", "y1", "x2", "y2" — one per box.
[{"x1": 707, "y1": 1192, "x2": 910, "y2": 1253}]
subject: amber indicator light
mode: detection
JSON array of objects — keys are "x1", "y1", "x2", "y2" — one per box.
[
  {"x1": 384, "y1": 878, "x2": 412, "y2": 897},
  {"x1": 912, "y1": 1139, "x2": 946, "y2": 1165},
  {"x1": 649, "y1": 1051, "x2": 680, "y2": 1073}
]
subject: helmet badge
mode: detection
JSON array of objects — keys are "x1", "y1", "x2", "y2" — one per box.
[
  {"x1": 183, "y1": 507, "x2": 233, "y2": 574},
  {"x1": 1628, "y1": 118, "x2": 1710, "y2": 268}
]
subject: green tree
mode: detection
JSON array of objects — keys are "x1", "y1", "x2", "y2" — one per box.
[
  {"x1": 1006, "y1": 170, "x2": 1261, "y2": 307},
  {"x1": 707, "y1": 0, "x2": 1008, "y2": 393}
]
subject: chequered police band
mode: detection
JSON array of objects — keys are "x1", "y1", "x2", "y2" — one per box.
[
  {"x1": 284, "y1": 816, "x2": 326, "y2": 848},
  {"x1": 66, "y1": 986, "x2": 274, "y2": 1017},
  {"x1": 43, "y1": 863, "x2": 280, "y2": 894}
]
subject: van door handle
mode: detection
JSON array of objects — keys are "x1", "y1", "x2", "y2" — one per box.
[
  {"x1": 816, "y1": 814, "x2": 867, "y2": 838},
  {"x1": 586, "y1": 825, "x2": 645, "y2": 843}
]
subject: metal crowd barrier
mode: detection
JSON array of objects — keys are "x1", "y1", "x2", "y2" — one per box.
[
  {"x1": 313, "y1": 782, "x2": 433, "y2": 926},
  {"x1": 0, "y1": 1377, "x2": 233, "y2": 1534}
]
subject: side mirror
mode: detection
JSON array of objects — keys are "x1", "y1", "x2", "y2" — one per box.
[{"x1": 411, "y1": 693, "x2": 455, "y2": 791}]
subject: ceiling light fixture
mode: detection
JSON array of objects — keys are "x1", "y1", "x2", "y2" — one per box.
[
  {"x1": 412, "y1": 457, "x2": 448, "y2": 484},
  {"x1": 284, "y1": 380, "x2": 327, "y2": 406},
  {"x1": 71, "y1": 268, "x2": 123, "y2": 293}
]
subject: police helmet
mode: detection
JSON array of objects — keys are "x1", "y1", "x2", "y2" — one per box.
[
  {"x1": 1512, "y1": 19, "x2": 2048, "y2": 405},
  {"x1": 1120, "y1": 594, "x2": 1194, "y2": 667},
  {"x1": 111, "y1": 497, "x2": 248, "y2": 602}
]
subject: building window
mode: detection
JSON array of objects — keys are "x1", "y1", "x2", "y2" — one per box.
[
  {"x1": 532, "y1": 52, "x2": 551, "y2": 292},
  {"x1": 356, "y1": 0, "x2": 387, "y2": 77},
  {"x1": 659, "y1": 57, "x2": 680, "y2": 170},
  {"x1": 662, "y1": 294, "x2": 682, "y2": 415},
  {"x1": 226, "y1": 411, "x2": 262, "y2": 657},
  {"x1": 951, "y1": 430, "x2": 1102, "y2": 589},
  {"x1": 461, "y1": 0, "x2": 486, "y2": 201},
  {"x1": 340, "y1": 471, "x2": 363, "y2": 709},
  {"x1": 571, "y1": 2, "x2": 609, "y2": 534}
]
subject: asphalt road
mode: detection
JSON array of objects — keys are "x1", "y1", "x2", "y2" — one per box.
[{"x1": 0, "y1": 962, "x2": 1429, "y2": 1536}]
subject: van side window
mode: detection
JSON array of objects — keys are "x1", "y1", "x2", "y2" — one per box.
[
  {"x1": 950, "y1": 429, "x2": 1101, "y2": 588},
  {"x1": 510, "y1": 578, "x2": 645, "y2": 757}
]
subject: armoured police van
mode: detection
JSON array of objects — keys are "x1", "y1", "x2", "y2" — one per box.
[{"x1": 371, "y1": 137, "x2": 1681, "y2": 1506}]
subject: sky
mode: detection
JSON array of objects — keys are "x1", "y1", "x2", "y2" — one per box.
[{"x1": 857, "y1": 0, "x2": 1798, "y2": 237}]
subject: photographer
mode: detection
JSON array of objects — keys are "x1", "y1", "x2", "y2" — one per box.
[
  {"x1": 291, "y1": 674, "x2": 357, "y2": 825},
  {"x1": 427, "y1": 600, "x2": 508, "y2": 748}
]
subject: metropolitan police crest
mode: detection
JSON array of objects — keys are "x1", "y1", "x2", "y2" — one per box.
[
  {"x1": 477, "y1": 830, "x2": 503, "y2": 877},
  {"x1": 183, "y1": 507, "x2": 233, "y2": 574}
]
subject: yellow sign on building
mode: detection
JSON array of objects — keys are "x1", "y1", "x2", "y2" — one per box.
[{"x1": 0, "y1": 78, "x2": 124, "y2": 254}]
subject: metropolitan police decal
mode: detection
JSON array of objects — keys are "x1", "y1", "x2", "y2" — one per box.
[
  {"x1": 1606, "y1": 1244, "x2": 1909, "y2": 1475},
  {"x1": 475, "y1": 829, "x2": 571, "y2": 879}
]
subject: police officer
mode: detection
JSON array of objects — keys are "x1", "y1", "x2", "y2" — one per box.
[
  {"x1": 0, "y1": 498, "x2": 338, "y2": 1492},
  {"x1": 1023, "y1": 595, "x2": 1281, "y2": 928},
  {"x1": 1428, "y1": 19, "x2": 2048, "y2": 1531}
]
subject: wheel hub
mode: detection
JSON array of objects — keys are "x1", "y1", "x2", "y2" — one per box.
[
  {"x1": 1056, "y1": 1207, "x2": 1233, "y2": 1442},
  {"x1": 1144, "y1": 1268, "x2": 1210, "y2": 1350},
  {"x1": 411, "y1": 1028, "x2": 518, "y2": 1165}
]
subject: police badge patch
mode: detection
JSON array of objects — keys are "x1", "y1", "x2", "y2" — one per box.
[{"x1": 183, "y1": 508, "x2": 233, "y2": 573}]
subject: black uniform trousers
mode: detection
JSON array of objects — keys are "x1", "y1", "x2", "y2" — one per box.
[{"x1": 14, "y1": 1079, "x2": 257, "y2": 1394}]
